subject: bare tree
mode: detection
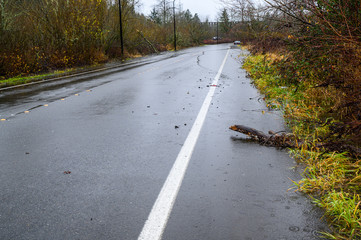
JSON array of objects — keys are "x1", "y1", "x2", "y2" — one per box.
[
  {"x1": 220, "y1": 0, "x2": 255, "y2": 22},
  {"x1": 154, "y1": 0, "x2": 171, "y2": 25}
]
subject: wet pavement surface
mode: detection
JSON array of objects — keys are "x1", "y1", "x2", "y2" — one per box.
[{"x1": 0, "y1": 44, "x2": 329, "y2": 239}]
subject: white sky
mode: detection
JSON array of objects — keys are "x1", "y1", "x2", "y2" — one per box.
[{"x1": 138, "y1": 0, "x2": 222, "y2": 22}]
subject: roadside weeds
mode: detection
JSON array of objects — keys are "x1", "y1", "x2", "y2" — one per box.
[
  {"x1": 0, "y1": 66, "x2": 102, "y2": 89},
  {"x1": 242, "y1": 53, "x2": 361, "y2": 239}
]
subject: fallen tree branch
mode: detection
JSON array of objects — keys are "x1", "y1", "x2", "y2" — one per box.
[
  {"x1": 230, "y1": 125, "x2": 269, "y2": 141},
  {"x1": 229, "y1": 125, "x2": 298, "y2": 148},
  {"x1": 230, "y1": 125, "x2": 361, "y2": 158}
]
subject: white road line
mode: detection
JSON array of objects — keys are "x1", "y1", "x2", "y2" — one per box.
[{"x1": 138, "y1": 48, "x2": 230, "y2": 240}]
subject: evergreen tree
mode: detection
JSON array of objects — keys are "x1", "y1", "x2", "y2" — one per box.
[
  {"x1": 150, "y1": 7, "x2": 161, "y2": 24},
  {"x1": 184, "y1": 9, "x2": 192, "y2": 22},
  {"x1": 219, "y1": 8, "x2": 231, "y2": 35},
  {"x1": 193, "y1": 13, "x2": 200, "y2": 23}
]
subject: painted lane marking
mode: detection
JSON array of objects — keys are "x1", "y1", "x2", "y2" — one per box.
[{"x1": 138, "y1": 48, "x2": 230, "y2": 240}]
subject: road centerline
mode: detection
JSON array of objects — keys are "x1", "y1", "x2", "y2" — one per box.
[{"x1": 137, "y1": 48, "x2": 230, "y2": 240}]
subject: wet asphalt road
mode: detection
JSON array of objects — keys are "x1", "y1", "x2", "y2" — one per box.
[{"x1": 0, "y1": 44, "x2": 329, "y2": 239}]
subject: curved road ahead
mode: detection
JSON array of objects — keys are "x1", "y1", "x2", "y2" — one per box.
[{"x1": 0, "y1": 44, "x2": 329, "y2": 240}]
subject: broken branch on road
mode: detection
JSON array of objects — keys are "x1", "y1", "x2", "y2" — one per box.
[
  {"x1": 229, "y1": 125, "x2": 299, "y2": 148},
  {"x1": 229, "y1": 125, "x2": 361, "y2": 158}
]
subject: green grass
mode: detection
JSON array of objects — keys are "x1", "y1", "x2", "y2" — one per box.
[
  {"x1": 0, "y1": 69, "x2": 73, "y2": 88},
  {"x1": 0, "y1": 61, "x2": 109, "y2": 88},
  {"x1": 243, "y1": 53, "x2": 361, "y2": 239}
]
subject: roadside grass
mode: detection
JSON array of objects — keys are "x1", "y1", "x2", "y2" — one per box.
[
  {"x1": 0, "y1": 53, "x2": 152, "y2": 89},
  {"x1": 0, "y1": 65, "x2": 93, "y2": 89},
  {"x1": 0, "y1": 68, "x2": 77, "y2": 88},
  {"x1": 0, "y1": 59, "x2": 121, "y2": 88},
  {"x1": 243, "y1": 54, "x2": 361, "y2": 239}
]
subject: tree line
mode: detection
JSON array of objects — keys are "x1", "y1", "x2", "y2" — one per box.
[{"x1": 0, "y1": 0, "x2": 216, "y2": 79}]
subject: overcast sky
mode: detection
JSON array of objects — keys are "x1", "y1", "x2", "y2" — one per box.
[{"x1": 139, "y1": 0, "x2": 222, "y2": 22}]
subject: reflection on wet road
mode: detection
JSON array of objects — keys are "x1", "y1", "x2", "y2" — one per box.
[{"x1": 0, "y1": 44, "x2": 329, "y2": 240}]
